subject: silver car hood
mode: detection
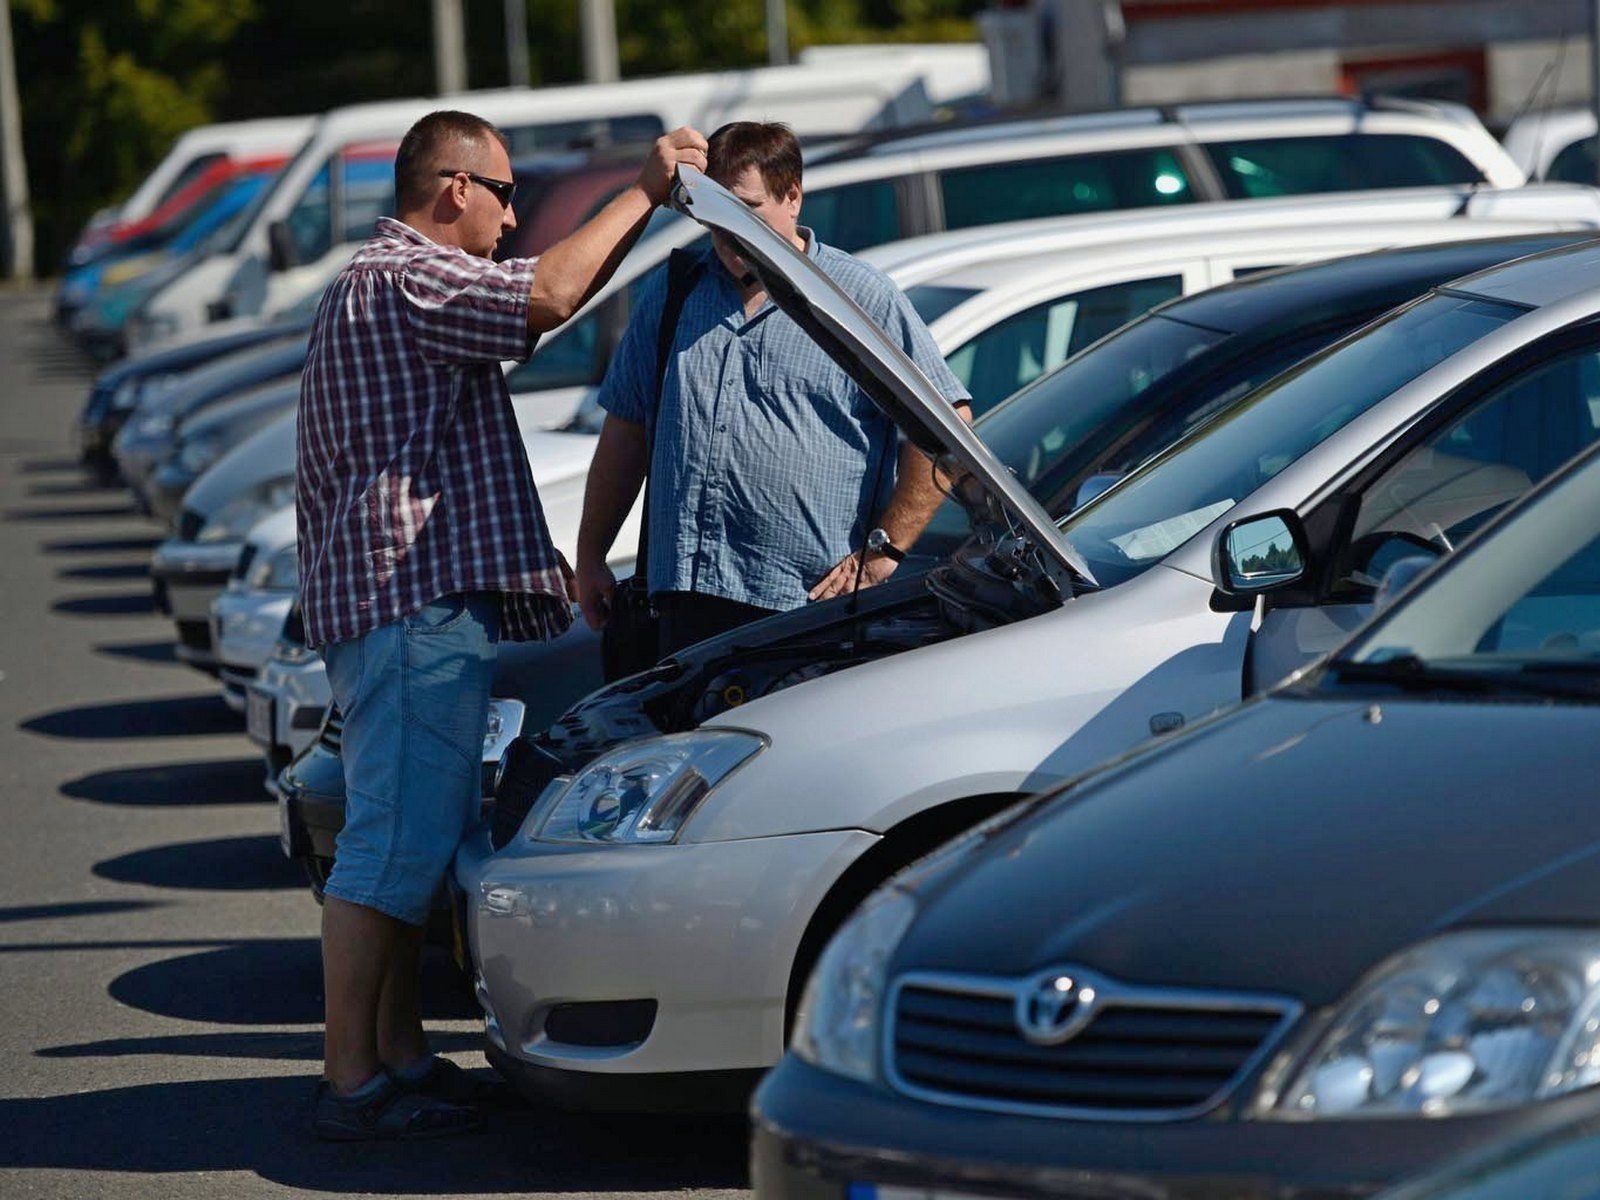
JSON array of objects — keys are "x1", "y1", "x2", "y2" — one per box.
[{"x1": 668, "y1": 165, "x2": 1095, "y2": 591}]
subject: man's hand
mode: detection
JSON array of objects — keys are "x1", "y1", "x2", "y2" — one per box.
[
  {"x1": 809, "y1": 549, "x2": 898, "y2": 602},
  {"x1": 576, "y1": 558, "x2": 617, "y2": 630},
  {"x1": 637, "y1": 128, "x2": 710, "y2": 207}
]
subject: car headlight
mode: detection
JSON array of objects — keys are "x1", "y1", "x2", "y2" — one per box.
[
  {"x1": 197, "y1": 475, "x2": 294, "y2": 543},
  {"x1": 1265, "y1": 929, "x2": 1600, "y2": 1119},
  {"x1": 246, "y1": 544, "x2": 299, "y2": 592},
  {"x1": 532, "y1": 730, "x2": 764, "y2": 845},
  {"x1": 790, "y1": 888, "x2": 917, "y2": 1084},
  {"x1": 177, "y1": 433, "x2": 223, "y2": 475}
]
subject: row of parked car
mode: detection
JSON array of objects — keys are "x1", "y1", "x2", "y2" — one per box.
[{"x1": 68, "y1": 68, "x2": 1600, "y2": 1197}]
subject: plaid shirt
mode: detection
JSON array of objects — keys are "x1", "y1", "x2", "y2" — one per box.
[{"x1": 296, "y1": 217, "x2": 571, "y2": 648}]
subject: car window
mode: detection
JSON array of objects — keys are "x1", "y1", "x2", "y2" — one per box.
[
  {"x1": 1332, "y1": 342, "x2": 1600, "y2": 596},
  {"x1": 339, "y1": 155, "x2": 396, "y2": 245},
  {"x1": 151, "y1": 151, "x2": 227, "y2": 210},
  {"x1": 1206, "y1": 134, "x2": 1483, "y2": 198},
  {"x1": 1060, "y1": 292, "x2": 1524, "y2": 589},
  {"x1": 1547, "y1": 136, "x2": 1598, "y2": 185},
  {"x1": 801, "y1": 178, "x2": 901, "y2": 252},
  {"x1": 506, "y1": 307, "x2": 601, "y2": 393},
  {"x1": 504, "y1": 115, "x2": 666, "y2": 154},
  {"x1": 906, "y1": 284, "x2": 981, "y2": 326},
  {"x1": 947, "y1": 275, "x2": 1186, "y2": 416},
  {"x1": 938, "y1": 147, "x2": 1194, "y2": 230},
  {"x1": 285, "y1": 160, "x2": 333, "y2": 266}
]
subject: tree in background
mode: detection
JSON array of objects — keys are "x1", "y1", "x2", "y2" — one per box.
[{"x1": 18, "y1": 0, "x2": 980, "y2": 268}]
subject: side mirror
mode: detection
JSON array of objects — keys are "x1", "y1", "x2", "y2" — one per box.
[
  {"x1": 267, "y1": 220, "x2": 299, "y2": 273},
  {"x1": 1215, "y1": 509, "x2": 1309, "y2": 595}
]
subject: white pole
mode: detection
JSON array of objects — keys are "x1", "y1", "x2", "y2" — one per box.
[
  {"x1": 433, "y1": 0, "x2": 468, "y2": 95},
  {"x1": 766, "y1": 0, "x2": 791, "y2": 67},
  {"x1": 580, "y1": 0, "x2": 620, "y2": 83},
  {"x1": 505, "y1": 0, "x2": 531, "y2": 88},
  {"x1": 0, "y1": 0, "x2": 30, "y2": 279}
]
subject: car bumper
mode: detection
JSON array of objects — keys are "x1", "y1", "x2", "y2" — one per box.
[
  {"x1": 456, "y1": 824, "x2": 878, "y2": 1100},
  {"x1": 248, "y1": 655, "x2": 330, "y2": 794},
  {"x1": 150, "y1": 538, "x2": 242, "y2": 672},
  {"x1": 749, "y1": 1056, "x2": 1600, "y2": 1200},
  {"x1": 213, "y1": 588, "x2": 294, "y2": 710}
]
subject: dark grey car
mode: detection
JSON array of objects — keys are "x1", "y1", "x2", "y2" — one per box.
[{"x1": 753, "y1": 438, "x2": 1600, "y2": 1199}]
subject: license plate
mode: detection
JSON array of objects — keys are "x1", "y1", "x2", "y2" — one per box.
[
  {"x1": 246, "y1": 687, "x2": 275, "y2": 747},
  {"x1": 277, "y1": 791, "x2": 294, "y2": 859}
]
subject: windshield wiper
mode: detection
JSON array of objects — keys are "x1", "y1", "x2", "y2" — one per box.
[{"x1": 1328, "y1": 655, "x2": 1600, "y2": 702}]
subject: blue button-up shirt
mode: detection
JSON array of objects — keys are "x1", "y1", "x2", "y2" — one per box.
[{"x1": 598, "y1": 233, "x2": 969, "y2": 611}]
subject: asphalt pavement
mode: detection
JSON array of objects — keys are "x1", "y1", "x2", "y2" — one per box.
[{"x1": 0, "y1": 289, "x2": 751, "y2": 1198}]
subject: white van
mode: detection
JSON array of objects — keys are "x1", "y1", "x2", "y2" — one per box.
[{"x1": 125, "y1": 51, "x2": 989, "y2": 348}]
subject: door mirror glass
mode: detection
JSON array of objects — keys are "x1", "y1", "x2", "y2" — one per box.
[
  {"x1": 267, "y1": 220, "x2": 299, "y2": 272},
  {"x1": 1218, "y1": 511, "x2": 1306, "y2": 593}
]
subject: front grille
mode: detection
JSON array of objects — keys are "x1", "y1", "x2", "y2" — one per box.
[
  {"x1": 887, "y1": 969, "x2": 1298, "y2": 1122},
  {"x1": 175, "y1": 619, "x2": 213, "y2": 653},
  {"x1": 177, "y1": 507, "x2": 204, "y2": 543}
]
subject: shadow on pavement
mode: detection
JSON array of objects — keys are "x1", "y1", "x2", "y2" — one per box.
[
  {"x1": 41, "y1": 535, "x2": 162, "y2": 554},
  {"x1": 94, "y1": 638, "x2": 179, "y2": 665},
  {"x1": 29, "y1": 479, "x2": 110, "y2": 497},
  {"x1": 63, "y1": 758, "x2": 264, "y2": 807},
  {"x1": 58, "y1": 562, "x2": 149, "y2": 581},
  {"x1": 17, "y1": 455, "x2": 86, "y2": 474},
  {"x1": 94, "y1": 834, "x2": 301, "y2": 892},
  {"x1": 106, "y1": 939, "x2": 476, "y2": 1025},
  {"x1": 52, "y1": 591, "x2": 155, "y2": 616},
  {"x1": 4, "y1": 503, "x2": 137, "y2": 521},
  {"x1": 0, "y1": 900, "x2": 164, "y2": 924},
  {"x1": 21, "y1": 693, "x2": 237, "y2": 739},
  {"x1": 0, "y1": 1072, "x2": 750, "y2": 1192},
  {"x1": 36, "y1": 1028, "x2": 481, "y2": 1062}
]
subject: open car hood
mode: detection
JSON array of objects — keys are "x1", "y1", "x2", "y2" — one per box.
[{"x1": 668, "y1": 165, "x2": 1095, "y2": 592}]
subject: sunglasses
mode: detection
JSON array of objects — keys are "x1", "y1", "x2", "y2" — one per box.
[{"x1": 437, "y1": 169, "x2": 517, "y2": 209}]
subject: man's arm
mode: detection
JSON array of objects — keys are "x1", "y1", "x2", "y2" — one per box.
[
  {"x1": 575, "y1": 414, "x2": 650, "y2": 629},
  {"x1": 808, "y1": 404, "x2": 973, "y2": 602},
  {"x1": 527, "y1": 129, "x2": 707, "y2": 334}
]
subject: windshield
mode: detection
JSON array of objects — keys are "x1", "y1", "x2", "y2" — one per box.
[
  {"x1": 1336, "y1": 447, "x2": 1600, "y2": 688},
  {"x1": 218, "y1": 131, "x2": 317, "y2": 255},
  {"x1": 978, "y1": 311, "x2": 1229, "y2": 491},
  {"x1": 1060, "y1": 291, "x2": 1526, "y2": 588}
]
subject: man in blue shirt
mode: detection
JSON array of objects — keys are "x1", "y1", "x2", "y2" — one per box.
[{"x1": 576, "y1": 121, "x2": 971, "y2": 656}]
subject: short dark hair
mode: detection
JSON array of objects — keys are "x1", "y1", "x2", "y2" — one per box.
[
  {"x1": 394, "y1": 110, "x2": 510, "y2": 213},
  {"x1": 706, "y1": 121, "x2": 802, "y2": 199}
]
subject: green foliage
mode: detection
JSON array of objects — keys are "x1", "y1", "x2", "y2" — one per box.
[{"x1": 19, "y1": 0, "x2": 981, "y2": 268}]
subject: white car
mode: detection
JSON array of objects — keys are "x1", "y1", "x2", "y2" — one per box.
[
  {"x1": 457, "y1": 169, "x2": 1600, "y2": 1108},
  {"x1": 1501, "y1": 105, "x2": 1597, "y2": 183}
]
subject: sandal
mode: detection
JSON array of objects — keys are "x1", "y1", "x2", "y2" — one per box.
[{"x1": 311, "y1": 1073, "x2": 486, "y2": 1141}]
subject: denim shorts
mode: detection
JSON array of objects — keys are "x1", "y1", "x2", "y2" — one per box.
[{"x1": 321, "y1": 591, "x2": 500, "y2": 925}]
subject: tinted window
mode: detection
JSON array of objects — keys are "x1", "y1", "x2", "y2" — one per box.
[
  {"x1": 505, "y1": 115, "x2": 666, "y2": 155},
  {"x1": 1334, "y1": 343, "x2": 1600, "y2": 596},
  {"x1": 285, "y1": 161, "x2": 332, "y2": 265},
  {"x1": 802, "y1": 178, "x2": 901, "y2": 252},
  {"x1": 947, "y1": 276, "x2": 1185, "y2": 416},
  {"x1": 1207, "y1": 134, "x2": 1483, "y2": 198},
  {"x1": 939, "y1": 147, "x2": 1194, "y2": 230},
  {"x1": 905, "y1": 284, "x2": 980, "y2": 325},
  {"x1": 1548, "y1": 136, "x2": 1598, "y2": 185},
  {"x1": 340, "y1": 155, "x2": 397, "y2": 244},
  {"x1": 1061, "y1": 292, "x2": 1524, "y2": 588}
]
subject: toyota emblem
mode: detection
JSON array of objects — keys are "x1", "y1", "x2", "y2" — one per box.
[{"x1": 1015, "y1": 971, "x2": 1099, "y2": 1045}]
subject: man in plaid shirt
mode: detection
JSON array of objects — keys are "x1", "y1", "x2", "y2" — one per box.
[{"x1": 298, "y1": 110, "x2": 706, "y2": 1140}]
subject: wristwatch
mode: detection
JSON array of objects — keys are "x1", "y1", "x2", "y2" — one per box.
[{"x1": 866, "y1": 527, "x2": 906, "y2": 563}]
